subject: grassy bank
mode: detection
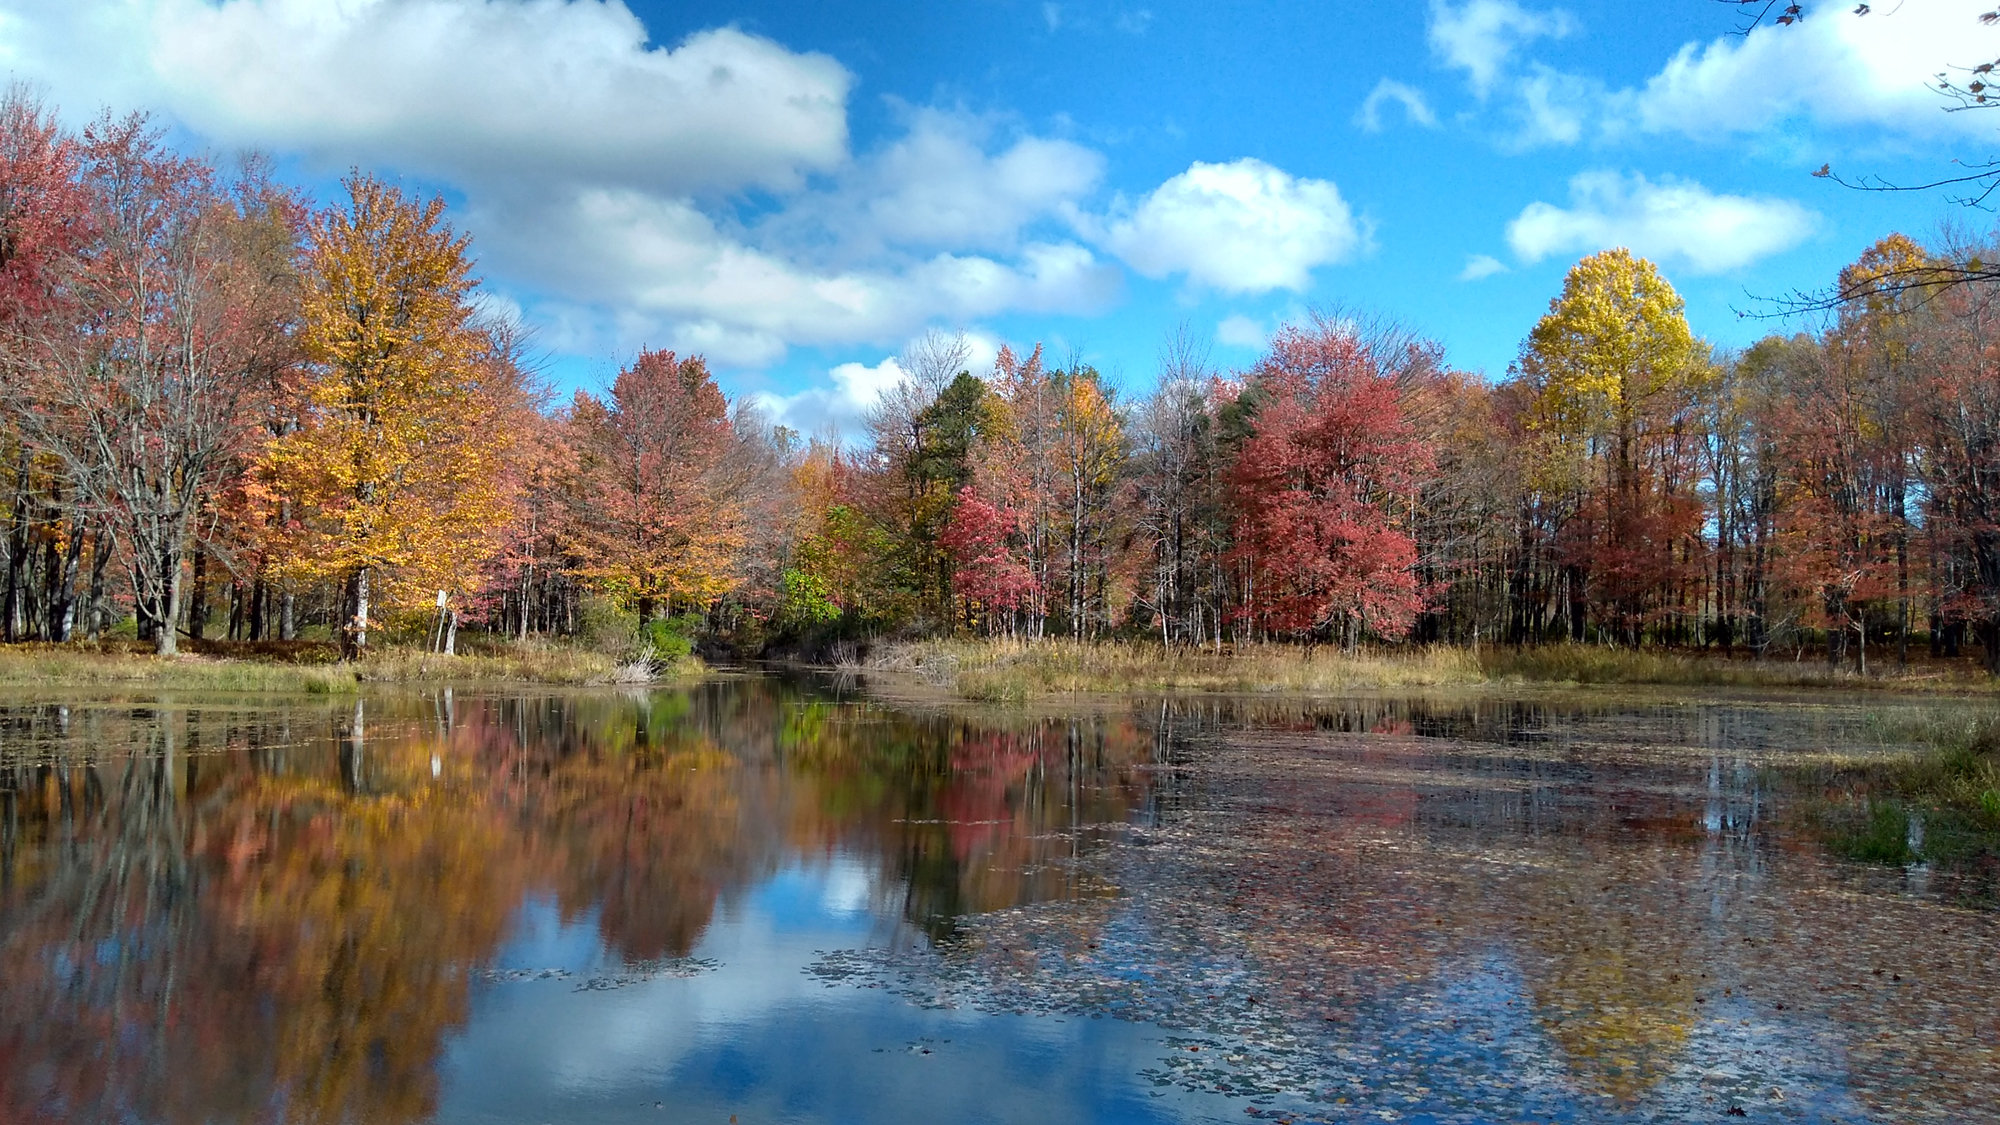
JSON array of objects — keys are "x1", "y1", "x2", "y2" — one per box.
[
  {"x1": 862, "y1": 637, "x2": 2000, "y2": 701},
  {"x1": 1797, "y1": 713, "x2": 2000, "y2": 866},
  {"x1": 864, "y1": 639, "x2": 1476, "y2": 701},
  {"x1": 0, "y1": 641, "x2": 702, "y2": 693}
]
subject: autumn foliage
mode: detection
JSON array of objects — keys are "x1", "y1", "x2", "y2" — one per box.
[{"x1": 7, "y1": 92, "x2": 2000, "y2": 672}]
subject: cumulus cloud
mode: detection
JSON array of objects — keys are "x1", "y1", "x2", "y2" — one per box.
[
  {"x1": 1628, "y1": 1, "x2": 2000, "y2": 141},
  {"x1": 1355, "y1": 79, "x2": 1439, "y2": 132},
  {"x1": 1505, "y1": 171, "x2": 1816, "y2": 274},
  {"x1": 0, "y1": 0, "x2": 1143, "y2": 370},
  {"x1": 484, "y1": 185, "x2": 1120, "y2": 366},
  {"x1": 1428, "y1": 0, "x2": 1574, "y2": 97},
  {"x1": 1460, "y1": 254, "x2": 1508, "y2": 280},
  {"x1": 2, "y1": 0, "x2": 850, "y2": 196},
  {"x1": 1448, "y1": 1, "x2": 2000, "y2": 148},
  {"x1": 762, "y1": 107, "x2": 1105, "y2": 261},
  {"x1": 1508, "y1": 63, "x2": 1593, "y2": 148},
  {"x1": 754, "y1": 329, "x2": 1006, "y2": 440},
  {"x1": 1099, "y1": 159, "x2": 1362, "y2": 294},
  {"x1": 752, "y1": 356, "x2": 906, "y2": 440}
]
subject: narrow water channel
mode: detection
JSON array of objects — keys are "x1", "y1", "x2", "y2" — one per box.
[{"x1": 0, "y1": 676, "x2": 1993, "y2": 1123}]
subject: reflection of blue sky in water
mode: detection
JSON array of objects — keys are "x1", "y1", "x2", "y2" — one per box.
[
  {"x1": 5, "y1": 686, "x2": 1997, "y2": 1123},
  {"x1": 439, "y1": 857, "x2": 1237, "y2": 1124}
]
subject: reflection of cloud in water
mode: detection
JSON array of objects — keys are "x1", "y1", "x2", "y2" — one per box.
[
  {"x1": 819, "y1": 857, "x2": 876, "y2": 915},
  {"x1": 445, "y1": 861, "x2": 1226, "y2": 1125}
]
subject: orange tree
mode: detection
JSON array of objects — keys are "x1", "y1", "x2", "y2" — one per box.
[{"x1": 263, "y1": 174, "x2": 519, "y2": 657}]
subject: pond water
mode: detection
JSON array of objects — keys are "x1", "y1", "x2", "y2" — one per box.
[{"x1": 1, "y1": 675, "x2": 1995, "y2": 1124}]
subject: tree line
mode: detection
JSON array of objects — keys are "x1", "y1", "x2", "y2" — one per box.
[{"x1": 4, "y1": 95, "x2": 2000, "y2": 671}]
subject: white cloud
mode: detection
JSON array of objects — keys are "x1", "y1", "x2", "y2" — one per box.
[
  {"x1": 1116, "y1": 9, "x2": 1154, "y2": 35},
  {"x1": 1428, "y1": 0, "x2": 1574, "y2": 97},
  {"x1": 1505, "y1": 171, "x2": 1816, "y2": 274},
  {"x1": 753, "y1": 356, "x2": 905, "y2": 440},
  {"x1": 1508, "y1": 63, "x2": 1592, "y2": 147},
  {"x1": 1355, "y1": 79, "x2": 1439, "y2": 132},
  {"x1": 753, "y1": 329, "x2": 1006, "y2": 440},
  {"x1": 1099, "y1": 159, "x2": 1362, "y2": 294},
  {"x1": 1216, "y1": 314, "x2": 1268, "y2": 349},
  {"x1": 490, "y1": 185, "x2": 1121, "y2": 365},
  {"x1": 1043, "y1": 3, "x2": 1063, "y2": 32},
  {"x1": 0, "y1": 1, "x2": 1139, "y2": 370},
  {"x1": 1460, "y1": 253, "x2": 1508, "y2": 280},
  {"x1": 2, "y1": 0, "x2": 851, "y2": 196},
  {"x1": 762, "y1": 107, "x2": 1104, "y2": 261},
  {"x1": 1629, "y1": 0, "x2": 2000, "y2": 140}
]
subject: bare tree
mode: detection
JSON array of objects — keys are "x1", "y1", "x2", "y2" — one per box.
[
  {"x1": 1731, "y1": 2, "x2": 2000, "y2": 308},
  {"x1": 2, "y1": 113, "x2": 286, "y2": 654},
  {"x1": 864, "y1": 327, "x2": 973, "y2": 465}
]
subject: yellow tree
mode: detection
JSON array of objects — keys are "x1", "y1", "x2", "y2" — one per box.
[
  {"x1": 265, "y1": 175, "x2": 514, "y2": 658},
  {"x1": 1517, "y1": 249, "x2": 1706, "y2": 642},
  {"x1": 1053, "y1": 367, "x2": 1125, "y2": 637}
]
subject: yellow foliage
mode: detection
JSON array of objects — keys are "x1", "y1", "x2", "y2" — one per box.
[
  {"x1": 263, "y1": 174, "x2": 517, "y2": 617},
  {"x1": 1518, "y1": 248, "x2": 1702, "y2": 494}
]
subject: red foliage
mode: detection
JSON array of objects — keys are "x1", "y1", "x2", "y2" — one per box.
[
  {"x1": 567, "y1": 349, "x2": 740, "y2": 609},
  {"x1": 940, "y1": 486, "x2": 1036, "y2": 614},
  {"x1": 1228, "y1": 321, "x2": 1433, "y2": 640},
  {"x1": 0, "y1": 94, "x2": 85, "y2": 322}
]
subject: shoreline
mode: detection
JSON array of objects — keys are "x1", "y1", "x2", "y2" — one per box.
[
  {"x1": 856, "y1": 638, "x2": 2000, "y2": 702},
  {"x1": 0, "y1": 643, "x2": 705, "y2": 693}
]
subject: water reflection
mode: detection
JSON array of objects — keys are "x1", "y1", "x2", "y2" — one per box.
[
  {"x1": 0, "y1": 682, "x2": 1994, "y2": 1124},
  {"x1": 0, "y1": 680, "x2": 1165, "y2": 1124}
]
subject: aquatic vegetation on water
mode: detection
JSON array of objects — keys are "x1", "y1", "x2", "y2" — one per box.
[
  {"x1": 814, "y1": 717, "x2": 2000, "y2": 1123},
  {"x1": 1796, "y1": 711, "x2": 2000, "y2": 875}
]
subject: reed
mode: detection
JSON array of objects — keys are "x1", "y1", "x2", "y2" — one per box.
[
  {"x1": 865, "y1": 638, "x2": 1999, "y2": 699},
  {"x1": 0, "y1": 640, "x2": 701, "y2": 692}
]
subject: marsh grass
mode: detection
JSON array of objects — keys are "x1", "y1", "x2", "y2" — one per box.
[
  {"x1": 1794, "y1": 712, "x2": 2000, "y2": 867},
  {"x1": 865, "y1": 637, "x2": 1991, "y2": 699},
  {"x1": 868, "y1": 639, "x2": 1483, "y2": 701},
  {"x1": 1478, "y1": 646, "x2": 1858, "y2": 687},
  {"x1": 0, "y1": 639, "x2": 702, "y2": 692}
]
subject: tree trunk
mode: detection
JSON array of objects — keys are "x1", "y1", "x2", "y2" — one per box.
[
  {"x1": 49, "y1": 520, "x2": 82, "y2": 643},
  {"x1": 280, "y1": 590, "x2": 296, "y2": 641},
  {"x1": 342, "y1": 566, "x2": 370, "y2": 661},
  {"x1": 187, "y1": 551, "x2": 209, "y2": 642},
  {"x1": 154, "y1": 542, "x2": 183, "y2": 657},
  {"x1": 3, "y1": 449, "x2": 29, "y2": 643},
  {"x1": 85, "y1": 530, "x2": 111, "y2": 641}
]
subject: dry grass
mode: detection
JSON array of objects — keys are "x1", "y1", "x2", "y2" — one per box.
[
  {"x1": 865, "y1": 638, "x2": 2000, "y2": 701},
  {"x1": 867, "y1": 638, "x2": 1482, "y2": 702},
  {"x1": 0, "y1": 640, "x2": 702, "y2": 693}
]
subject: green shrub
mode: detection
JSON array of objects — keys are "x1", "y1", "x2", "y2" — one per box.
[
  {"x1": 577, "y1": 596, "x2": 640, "y2": 656},
  {"x1": 641, "y1": 614, "x2": 700, "y2": 660}
]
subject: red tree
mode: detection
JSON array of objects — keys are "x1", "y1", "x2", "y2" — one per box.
[
  {"x1": 566, "y1": 349, "x2": 743, "y2": 620},
  {"x1": 940, "y1": 485, "x2": 1035, "y2": 631},
  {"x1": 1229, "y1": 317, "x2": 1435, "y2": 645}
]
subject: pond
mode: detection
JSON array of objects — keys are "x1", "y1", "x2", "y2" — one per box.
[{"x1": 1, "y1": 674, "x2": 1995, "y2": 1124}]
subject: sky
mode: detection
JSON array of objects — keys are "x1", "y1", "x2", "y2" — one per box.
[{"x1": 1, "y1": 0, "x2": 1995, "y2": 438}]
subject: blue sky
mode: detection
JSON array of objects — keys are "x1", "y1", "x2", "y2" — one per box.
[{"x1": 2, "y1": 0, "x2": 1993, "y2": 436}]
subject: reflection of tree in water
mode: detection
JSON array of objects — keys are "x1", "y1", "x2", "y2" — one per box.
[
  {"x1": 0, "y1": 703, "x2": 521, "y2": 1125},
  {"x1": 0, "y1": 682, "x2": 1162, "y2": 1122},
  {"x1": 1507, "y1": 864, "x2": 1700, "y2": 1101},
  {"x1": 773, "y1": 700, "x2": 1159, "y2": 939}
]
